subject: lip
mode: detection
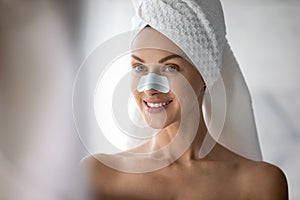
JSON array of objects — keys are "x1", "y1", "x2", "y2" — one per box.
[
  {"x1": 143, "y1": 98, "x2": 172, "y2": 104},
  {"x1": 142, "y1": 99, "x2": 173, "y2": 113}
]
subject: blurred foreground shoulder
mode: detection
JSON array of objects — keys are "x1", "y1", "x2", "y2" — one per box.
[
  {"x1": 240, "y1": 161, "x2": 288, "y2": 200},
  {"x1": 80, "y1": 155, "x2": 104, "y2": 185},
  {"x1": 80, "y1": 154, "x2": 114, "y2": 176},
  {"x1": 80, "y1": 154, "x2": 118, "y2": 199},
  {"x1": 80, "y1": 155, "x2": 100, "y2": 169}
]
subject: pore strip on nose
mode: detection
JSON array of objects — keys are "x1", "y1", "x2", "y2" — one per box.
[{"x1": 137, "y1": 73, "x2": 170, "y2": 93}]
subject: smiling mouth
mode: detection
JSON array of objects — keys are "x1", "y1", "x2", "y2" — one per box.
[{"x1": 143, "y1": 100, "x2": 173, "y2": 109}]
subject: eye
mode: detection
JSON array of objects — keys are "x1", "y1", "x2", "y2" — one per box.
[
  {"x1": 164, "y1": 64, "x2": 178, "y2": 72},
  {"x1": 133, "y1": 65, "x2": 147, "y2": 72}
]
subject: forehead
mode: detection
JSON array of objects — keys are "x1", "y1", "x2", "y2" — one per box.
[
  {"x1": 131, "y1": 48, "x2": 181, "y2": 64},
  {"x1": 131, "y1": 27, "x2": 189, "y2": 60}
]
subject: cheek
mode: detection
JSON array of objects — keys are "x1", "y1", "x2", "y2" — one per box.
[
  {"x1": 190, "y1": 79, "x2": 204, "y2": 97},
  {"x1": 131, "y1": 76, "x2": 139, "y2": 91},
  {"x1": 131, "y1": 76, "x2": 143, "y2": 105},
  {"x1": 184, "y1": 70, "x2": 205, "y2": 97},
  {"x1": 133, "y1": 91, "x2": 143, "y2": 107},
  {"x1": 133, "y1": 91, "x2": 140, "y2": 100},
  {"x1": 168, "y1": 76, "x2": 198, "y2": 107}
]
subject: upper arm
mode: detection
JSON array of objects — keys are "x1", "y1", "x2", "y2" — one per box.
[{"x1": 240, "y1": 162, "x2": 288, "y2": 200}]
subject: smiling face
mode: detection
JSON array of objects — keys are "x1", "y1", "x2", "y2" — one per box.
[{"x1": 131, "y1": 27, "x2": 205, "y2": 129}]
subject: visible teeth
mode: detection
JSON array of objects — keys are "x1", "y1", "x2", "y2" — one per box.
[
  {"x1": 147, "y1": 102, "x2": 164, "y2": 108},
  {"x1": 146, "y1": 101, "x2": 171, "y2": 108}
]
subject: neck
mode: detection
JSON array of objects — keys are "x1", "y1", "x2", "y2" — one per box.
[
  {"x1": 146, "y1": 107, "x2": 207, "y2": 166},
  {"x1": 173, "y1": 113, "x2": 207, "y2": 166}
]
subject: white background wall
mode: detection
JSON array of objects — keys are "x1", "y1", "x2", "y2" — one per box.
[{"x1": 222, "y1": 1, "x2": 300, "y2": 199}]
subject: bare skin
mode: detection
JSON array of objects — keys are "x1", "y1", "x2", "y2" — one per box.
[
  {"x1": 82, "y1": 144, "x2": 288, "y2": 200},
  {"x1": 81, "y1": 28, "x2": 288, "y2": 200}
]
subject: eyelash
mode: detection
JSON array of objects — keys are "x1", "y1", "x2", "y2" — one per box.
[
  {"x1": 164, "y1": 64, "x2": 179, "y2": 72},
  {"x1": 133, "y1": 64, "x2": 147, "y2": 72},
  {"x1": 132, "y1": 64, "x2": 180, "y2": 73}
]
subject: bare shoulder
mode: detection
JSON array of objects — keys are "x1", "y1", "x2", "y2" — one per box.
[
  {"x1": 238, "y1": 160, "x2": 288, "y2": 200},
  {"x1": 80, "y1": 154, "x2": 105, "y2": 173},
  {"x1": 80, "y1": 154, "x2": 120, "y2": 193},
  {"x1": 80, "y1": 154, "x2": 121, "y2": 179},
  {"x1": 210, "y1": 144, "x2": 288, "y2": 199}
]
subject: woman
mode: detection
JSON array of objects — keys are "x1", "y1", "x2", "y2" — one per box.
[{"x1": 82, "y1": 0, "x2": 288, "y2": 199}]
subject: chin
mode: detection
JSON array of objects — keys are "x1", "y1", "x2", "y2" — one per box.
[{"x1": 143, "y1": 113, "x2": 180, "y2": 130}]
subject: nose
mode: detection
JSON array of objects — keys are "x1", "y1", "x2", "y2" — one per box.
[
  {"x1": 136, "y1": 73, "x2": 170, "y2": 93},
  {"x1": 144, "y1": 89, "x2": 160, "y2": 96}
]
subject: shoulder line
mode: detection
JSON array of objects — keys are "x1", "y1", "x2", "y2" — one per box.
[{"x1": 238, "y1": 161, "x2": 288, "y2": 200}]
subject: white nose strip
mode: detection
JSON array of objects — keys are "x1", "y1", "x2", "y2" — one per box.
[{"x1": 137, "y1": 73, "x2": 170, "y2": 93}]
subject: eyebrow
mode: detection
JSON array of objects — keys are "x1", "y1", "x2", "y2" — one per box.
[{"x1": 131, "y1": 54, "x2": 182, "y2": 63}]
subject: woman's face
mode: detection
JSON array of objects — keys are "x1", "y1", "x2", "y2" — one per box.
[
  {"x1": 131, "y1": 28, "x2": 205, "y2": 129},
  {"x1": 131, "y1": 49, "x2": 205, "y2": 129}
]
